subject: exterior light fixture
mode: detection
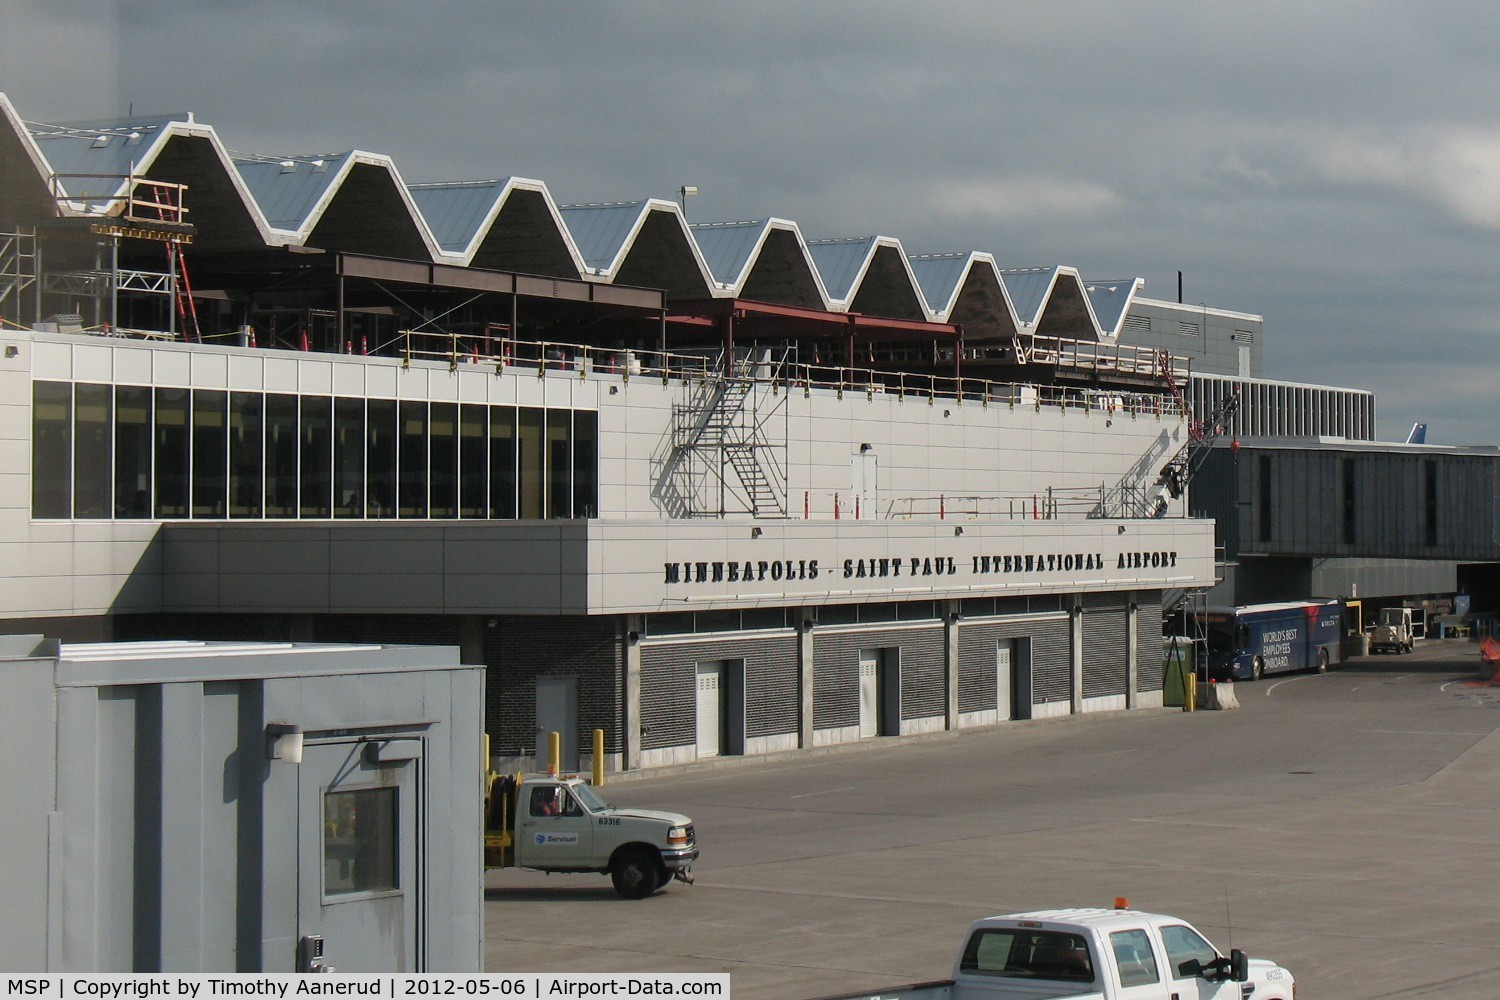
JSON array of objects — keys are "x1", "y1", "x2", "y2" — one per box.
[
  {"x1": 751, "y1": 526, "x2": 763, "y2": 538},
  {"x1": 679, "y1": 185, "x2": 698, "y2": 214},
  {"x1": 266, "y1": 723, "x2": 303, "y2": 764},
  {"x1": 954, "y1": 525, "x2": 964, "y2": 536}
]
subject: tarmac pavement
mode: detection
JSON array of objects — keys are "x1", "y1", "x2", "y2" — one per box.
[{"x1": 484, "y1": 640, "x2": 1500, "y2": 998}]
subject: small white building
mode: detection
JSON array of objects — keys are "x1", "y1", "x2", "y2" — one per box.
[{"x1": 0, "y1": 634, "x2": 484, "y2": 972}]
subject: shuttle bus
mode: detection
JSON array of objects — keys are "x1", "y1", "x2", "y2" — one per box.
[{"x1": 1187, "y1": 600, "x2": 1345, "y2": 681}]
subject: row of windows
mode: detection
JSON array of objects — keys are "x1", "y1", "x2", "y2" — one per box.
[
  {"x1": 642, "y1": 596, "x2": 1070, "y2": 636},
  {"x1": 31, "y1": 381, "x2": 598, "y2": 521}
]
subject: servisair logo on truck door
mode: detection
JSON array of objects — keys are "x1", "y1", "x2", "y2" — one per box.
[{"x1": 534, "y1": 832, "x2": 580, "y2": 846}]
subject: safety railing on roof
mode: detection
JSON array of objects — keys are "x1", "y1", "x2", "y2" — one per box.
[
  {"x1": 875, "y1": 485, "x2": 1171, "y2": 522},
  {"x1": 1022, "y1": 335, "x2": 1191, "y2": 383},
  {"x1": 48, "y1": 173, "x2": 189, "y2": 226}
]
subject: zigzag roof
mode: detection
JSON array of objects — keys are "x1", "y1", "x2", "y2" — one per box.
[{"x1": 0, "y1": 92, "x2": 1142, "y2": 342}]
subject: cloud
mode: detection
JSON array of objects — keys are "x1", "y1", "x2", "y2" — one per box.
[
  {"x1": 925, "y1": 177, "x2": 1123, "y2": 225},
  {"x1": 1313, "y1": 128, "x2": 1500, "y2": 230}
]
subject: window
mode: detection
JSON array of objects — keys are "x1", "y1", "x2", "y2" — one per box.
[
  {"x1": 27, "y1": 381, "x2": 599, "y2": 525},
  {"x1": 264, "y1": 394, "x2": 298, "y2": 517},
  {"x1": 366, "y1": 398, "x2": 397, "y2": 518},
  {"x1": 518, "y1": 407, "x2": 544, "y2": 519},
  {"x1": 191, "y1": 390, "x2": 226, "y2": 518},
  {"x1": 1159, "y1": 924, "x2": 1218, "y2": 979},
  {"x1": 115, "y1": 386, "x2": 152, "y2": 518},
  {"x1": 1257, "y1": 454, "x2": 1273, "y2": 543},
  {"x1": 1341, "y1": 457, "x2": 1356, "y2": 545},
  {"x1": 488, "y1": 406, "x2": 517, "y2": 519},
  {"x1": 334, "y1": 397, "x2": 365, "y2": 518},
  {"x1": 458, "y1": 404, "x2": 487, "y2": 518},
  {"x1": 228, "y1": 392, "x2": 263, "y2": 518},
  {"x1": 153, "y1": 388, "x2": 189, "y2": 518},
  {"x1": 547, "y1": 409, "x2": 570, "y2": 519},
  {"x1": 1109, "y1": 929, "x2": 1160, "y2": 986},
  {"x1": 398, "y1": 400, "x2": 427, "y2": 518},
  {"x1": 959, "y1": 928, "x2": 1095, "y2": 983},
  {"x1": 74, "y1": 383, "x2": 113, "y2": 518},
  {"x1": 572, "y1": 409, "x2": 598, "y2": 518},
  {"x1": 31, "y1": 382, "x2": 72, "y2": 518},
  {"x1": 429, "y1": 402, "x2": 458, "y2": 519},
  {"x1": 1424, "y1": 460, "x2": 1438, "y2": 547},
  {"x1": 528, "y1": 785, "x2": 564, "y2": 817},
  {"x1": 300, "y1": 396, "x2": 333, "y2": 518},
  {"x1": 323, "y1": 787, "x2": 398, "y2": 896}
]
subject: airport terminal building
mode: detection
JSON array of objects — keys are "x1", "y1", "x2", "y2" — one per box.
[{"x1": 0, "y1": 92, "x2": 1395, "y2": 773}]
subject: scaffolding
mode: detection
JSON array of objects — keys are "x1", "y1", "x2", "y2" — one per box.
[
  {"x1": 0, "y1": 227, "x2": 38, "y2": 328},
  {"x1": 32, "y1": 172, "x2": 195, "y2": 338}
]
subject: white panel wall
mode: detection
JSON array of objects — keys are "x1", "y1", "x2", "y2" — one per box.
[{"x1": 2, "y1": 330, "x2": 1193, "y2": 619}]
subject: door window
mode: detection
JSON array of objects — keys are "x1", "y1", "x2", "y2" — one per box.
[
  {"x1": 529, "y1": 785, "x2": 582, "y2": 817},
  {"x1": 1160, "y1": 924, "x2": 1219, "y2": 979},
  {"x1": 1109, "y1": 928, "x2": 1161, "y2": 986},
  {"x1": 323, "y1": 787, "x2": 398, "y2": 895}
]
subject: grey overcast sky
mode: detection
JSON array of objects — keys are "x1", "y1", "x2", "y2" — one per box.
[{"x1": 5, "y1": 1, "x2": 1499, "y2": 445}]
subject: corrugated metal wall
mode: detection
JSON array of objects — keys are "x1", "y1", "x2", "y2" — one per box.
[
  {"x1": 1081, "y1": 594, "x2": 1129, "y2": 698},
  {"x1": 956, "y1": 614, "x2": 1070, "y2": 713},
  {"x1": 812, "y1": 625, "x2": 945, "y2": 729},
  {"x1": 638, "y1": 633, "x2": 800, "y2": 751},
  {"x1": 1196, "y1": 445, "x2": 1500, "y2": 562},
  {"x1": 1135, "y1": 593, "x2": 1165, "y2": 691}
]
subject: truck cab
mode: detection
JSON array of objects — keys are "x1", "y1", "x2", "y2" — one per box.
[
  {"x1": 826, "y1": 903, "x2": 1294, "y2": 1000},
  {"x1": 484, "y1": 772, "x2": 697, "y2": 899},
  {"x1": 1370, "y1": 606, "x2": 1416, "y2": 654}
]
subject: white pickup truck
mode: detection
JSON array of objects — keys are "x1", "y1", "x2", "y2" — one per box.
[
  {"x1": 484, "y1": 772, "x2": 698, "y2": 898},
  {"x1": 819, "y1": 904, "x2": 1294, "y2": 1000}
]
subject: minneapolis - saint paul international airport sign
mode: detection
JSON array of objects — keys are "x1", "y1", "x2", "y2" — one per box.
[{"x1": 638, "y1": 540, "x2": 1202, "y2": 608}]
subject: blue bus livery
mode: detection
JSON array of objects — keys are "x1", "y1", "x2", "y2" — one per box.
[{"x1": 1191, "y1": 600, "x2": 1345, "y2": 681}]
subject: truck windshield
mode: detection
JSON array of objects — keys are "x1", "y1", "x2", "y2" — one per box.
[
  {"x1": 570, "y1": 782, "x2": 610, "y2": 812},
  {"x1": 960, "y1": 928, "x2": 1095, "y2": 983}
]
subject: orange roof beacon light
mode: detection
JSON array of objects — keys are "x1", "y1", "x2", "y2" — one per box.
[{"x1": 1114, "y1": 897, "x2": 1130, "y2": 910}]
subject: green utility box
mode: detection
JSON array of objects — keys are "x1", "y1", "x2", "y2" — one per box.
[{"x1": 1162, "y1": 636, "x2": 1197, "y2": 709}]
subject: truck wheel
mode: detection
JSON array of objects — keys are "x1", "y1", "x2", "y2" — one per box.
[
  {"x1": 610, "y1": 849, "x2": 662, "y2": 900},
  {"x1": 1252, "y1": 657, "x2": 1264, "y2": 681},
  {"x1": 1316, "y1": 649, "x2": 1329, "y2": 673},
  {"x1": 657, "y1": 867, "x2": 674, "y2": 890}
]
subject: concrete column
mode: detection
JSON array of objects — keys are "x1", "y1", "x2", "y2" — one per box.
[
  {"x1": 798, "y1": 613, "x2": 815, "y2": 748},
  {"x1": 1127, "y1": 601, "x2": 1139, "y2": 709},
  {"x1": 624, "y1": 615, "x2": 642, "y2": 770},
  {"x1": 945, "y1": 601, "x2": 961, "y2": 730},
  {"x1": 1071, "y1": 602, "x2": 1084, "y2": 714}
]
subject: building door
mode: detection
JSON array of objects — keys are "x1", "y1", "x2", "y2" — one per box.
[
  {"x1": 696, "y1": 663, "x2": 722, "y2": 758},
  {"x1": 996, "y1": 642, "x2": 1013, "y2": 721},
  {"x1": 878, "y1": 650, "x2": 901, "y2": 736},
  {"x1": 852, "y1": 450, "x2": 878, "y2": 518},
  {"x1": 858, "y1": 651, "x2": 879, "y2": 738},
  {"x1": 535, "y1": 676, "x2": 579, "y2": 772},
  {"x1": 1012, "y1": 637, "x2": 1034, "y2": 721},
  {"x1": 298, "y1": 738, "x2": 420, "y2": 972}
]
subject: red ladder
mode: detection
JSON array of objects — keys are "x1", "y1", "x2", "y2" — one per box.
[{"x1": 167, "y1": 241, "x2": 202, "y2": 342}]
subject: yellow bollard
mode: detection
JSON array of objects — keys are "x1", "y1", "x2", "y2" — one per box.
[
  {"x1": 547, "y1": 731, "x2": 560, "y2": 776},
  {"x1": 592, "y1": 729, "x2": 605, "y2": 786},
  {"x1": 1186, "y1": 676, "x2": 1197, "y2": 712}
]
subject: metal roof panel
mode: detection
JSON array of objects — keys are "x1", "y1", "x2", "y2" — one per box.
[{"x1": 409, "y1": 179, "x2": 510, "y2": 253}]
